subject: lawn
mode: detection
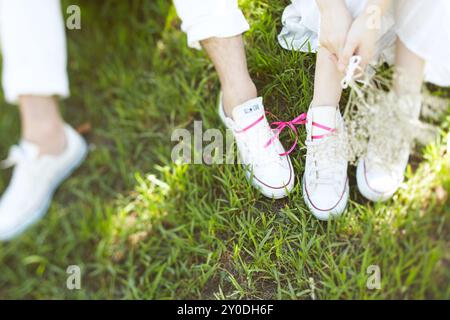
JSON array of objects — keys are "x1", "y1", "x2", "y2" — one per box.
[{"x1": 0, "y1": 0, "x2": 448, "y2": 299}]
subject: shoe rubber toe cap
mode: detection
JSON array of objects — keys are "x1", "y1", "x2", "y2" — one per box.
[
  {"x1": 302, "y1": 178, "x2": 349, "y2": 221},
  {"x1": 247, "y1": 159, "x2": 294, "y2": 199},
  {"x1": 357, "y1": 159, "x2": 399, "y2": 202}
]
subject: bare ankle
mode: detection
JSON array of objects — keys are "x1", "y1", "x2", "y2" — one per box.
[
  {"x1": 311, "y1": 96, "x2": 341, "y2": 108},
  {"x1": 222, "y1": 79, "x2": 257, "y2": 118},
  {"x1": 19, "y1": 95, "x2": 67, "y2": 156},
  {"x1": 23, "y1": 123, "x2": 67, "y2": 156}
]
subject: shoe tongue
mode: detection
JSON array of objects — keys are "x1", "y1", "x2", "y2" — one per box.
[
  {"x1": 19, "y1": 140, "x2": 40, "y2": 159},
  {"x1": 232, "y1": 97, "x2": 265, "y2": 128},
  {"x1": 310, "y1": 106, "x2": 337, "y2": 140}
]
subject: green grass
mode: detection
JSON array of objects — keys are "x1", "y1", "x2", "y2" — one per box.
[{"x1": 0, "y1": 0, "x2": 449, "y2": 299}]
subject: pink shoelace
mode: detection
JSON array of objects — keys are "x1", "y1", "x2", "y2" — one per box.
[
  {"x1": 265, "y1": 112, "x2": 307, "y2": 156},
  {"x1": 234, "y1": 112, "x2": 336, "y2": 156}
]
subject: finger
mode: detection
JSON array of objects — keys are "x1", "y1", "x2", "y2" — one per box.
[
  {"x1": 359, "y1": 60, "x2": 368, "y2": 73},
  {"x1": 354, "y1": 49, "x2": 366, "y2": 73},
  {"x1": 328, "y1": 53, "x2": 338, "y2": 65},
  {"x1": 357, "y1": 48, "x2": 372, "y2": 73},
  {"x1": 339, "y1": 40, "x2": 357, "y2": 73},
  {"x1": 320, "y1": 41, "x2": 335, "y2": 56}
]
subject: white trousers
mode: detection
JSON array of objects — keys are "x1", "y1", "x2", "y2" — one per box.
[
  {"x1": 0, "y1": 0, "x2": 249, "y2": 105},
  {"x1": 0, "y1": 0, "x2": 69, "y2": 104},
  {"x1": 173, "y1": 0, "x2": 250, "y2": 50}
]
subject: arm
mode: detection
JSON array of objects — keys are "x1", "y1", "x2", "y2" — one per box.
[{"x1": 315, "y1": 0, "x2": 354, "y2": 62}]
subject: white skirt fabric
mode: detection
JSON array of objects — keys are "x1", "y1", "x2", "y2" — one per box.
[{"x1": 278, "y1": 0, "x2": 450, "y2": 87}]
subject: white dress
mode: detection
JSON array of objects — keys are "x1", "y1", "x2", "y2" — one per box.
[{"x1": 278, "y1": 0, "x2": 450, "y2": 87}]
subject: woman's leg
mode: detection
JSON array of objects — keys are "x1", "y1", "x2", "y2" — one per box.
[
  {"x1": 356, "y1": 37, "x2": 425, "y2": 202},
  {"x1": 312, "y1": 47, "x2": 345, "y2": 107},
  {"x1": 393, "y1": 37, "x2": 425, "y2": 97},
  {"x1": 303, "y1": 47, "x2": 349, "y2": 220}
]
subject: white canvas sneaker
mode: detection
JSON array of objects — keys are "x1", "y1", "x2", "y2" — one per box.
[
  {"x1": 302, "y1": 106, "x2": 349, "y2": 220},
  {"x1": 356, "y1": 96, "x2": 422, "y2": 202},
  {"x1": 0, "y1": 124, "x2": 88, "y2": 241},
  {"x1": 219, "y1": 96, "x2": 295, "y2": 199},
  {"x1": 356, "y1": 145, "x2": 409, "y2": 202}
]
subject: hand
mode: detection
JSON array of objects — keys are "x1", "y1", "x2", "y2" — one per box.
[
  {"x1": 317, "y1": 1, "x2": 353, "y2": 65},
  {"x1": 338, "y1": 12, "x2": 380, "y2": 73}
]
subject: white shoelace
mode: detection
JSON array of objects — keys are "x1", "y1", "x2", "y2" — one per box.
[
  {"x1": 1, "y1": 146, "x2": 31, "y2": 169},
  {"x1": 306, "y1": 136, "x2": 345, "y2": 191}
]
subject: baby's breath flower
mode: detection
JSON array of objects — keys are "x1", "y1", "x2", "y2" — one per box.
[{"x1": 343, "y1": 72, "x2": 448, "y2": 165}]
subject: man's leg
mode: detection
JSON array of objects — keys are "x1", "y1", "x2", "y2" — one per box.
[
  {"x1": 19, "y1": 96, "x2": 66, "y2": 155},
  {"x1": 0, "y1": 0, "x2": 87, "y2": 241},
  {"x1": 173, "y1": 0, "x2": 254, "y2": 117},
  {"x1": 201, "y1": 35, "x2": 257, "y2": 117},
  {"x1": 0, "y1": 0, "x2": 69, "y2": 155},
  {"x1": 173, "y1": 0, "x2": 295, "y2": 199}
]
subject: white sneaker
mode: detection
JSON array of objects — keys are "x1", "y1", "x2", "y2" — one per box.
[
  {"x1": 302, "y1": 106, "x2": 349, "y2": 220},
  {"x1": 356, "y1": 96, "x2": 422, "y2": 202},
  {"x1": 219, "y1": 96, "x2": 295, "y2": 199},
  {"x1": 0, "y1": 124, "x2": 88, "y2": 241},
  {"x1": 356, "y1": 151, "x2": 408, "y2": 202}
]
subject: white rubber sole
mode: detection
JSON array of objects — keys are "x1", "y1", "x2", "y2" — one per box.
[
  {"x1": 302, "y1": 177, "x2": 349, "y2": 221},
  {"x1": 356, "y1": 159, "x2": 396, "y2": 203},
  {"x1": 0, "y1": 142, "x2": 88, "y2": 241},
  {"x1": 245, "y1": 158, "x2": 295, "y2": 200}
]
